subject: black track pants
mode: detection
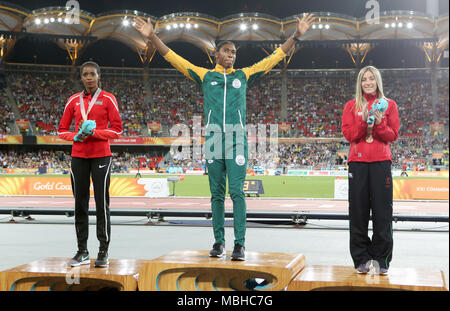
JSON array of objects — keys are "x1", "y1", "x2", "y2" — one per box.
[
  {"x1": 70, "y1": 156, "x2": 112, "y2": 252},
  {"x1": 348, "y1": 161, "x2": 393, "y2": 269}
]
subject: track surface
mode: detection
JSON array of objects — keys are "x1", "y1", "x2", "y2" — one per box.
[{"x1": 0, "y1": 196, "x2": 447, "y2": 215}]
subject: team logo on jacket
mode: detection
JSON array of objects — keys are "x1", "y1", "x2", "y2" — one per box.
[
  {"x1": 232, "y1": 79, "x2": 241, "y2": 89},
  {"x1": 235, "y1": 155, "x2": 245, "y2": 166}
]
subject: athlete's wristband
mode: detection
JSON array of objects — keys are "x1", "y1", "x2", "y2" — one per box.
[{"x1": 291, "y1": 35, "x2": 301, "y2": 42}]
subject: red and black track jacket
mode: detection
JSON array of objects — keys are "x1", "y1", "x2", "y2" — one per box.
[
  {"x1": 58, "y1": 90, "x2": 123, "y2": 158},
  {"x1": 341, "y1": 93, "x2": 400, "y2": 163}
]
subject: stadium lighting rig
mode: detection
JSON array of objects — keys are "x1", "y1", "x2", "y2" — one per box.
[
  {"x1": 164, "y1": 22, "x2": 199, "y2": 30},
  {"x1": 385, "y1": 22, "x2": 413, "y2": 29},
  {"x1": 311, "y1": 24, "x2": 331, "y2": 30},
  {"x1": 239, "y1": 23, "x2": 259, "y2": 31},
  {"x1": 34, "y1": 17, "x2": 73, "y2": 25}
]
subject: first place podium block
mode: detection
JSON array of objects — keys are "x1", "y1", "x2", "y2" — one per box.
[
  {"x1": 0, "y1": 258, "x2": 148, "y2": 291},
  {"x1": 138, "y1": 250, "x2": 306, "y2": 291}
]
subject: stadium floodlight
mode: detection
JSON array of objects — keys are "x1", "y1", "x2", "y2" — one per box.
[
  {"x1": 44, "y1": 18, "x2": 49, "y2": 24},
  {"x1": 35, "y1": 18, "x2": 41, "y2": 25},
  {"x1": 407, "y1": 22, "x2": 413, "y2": 29},
  {"x1": 122, "y1": 19, "x2": 129, "y2": 26},
  {"x1": 186, "y1": 23, "x2": 191, "y2": 29},
  {"x1": 240, "y1": 23, "x2": 247, "y2": 31},
  {"x1": 252, "y1": 24, "x2": 258, "y2": 30}
]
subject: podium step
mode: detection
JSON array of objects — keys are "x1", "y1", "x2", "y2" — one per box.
[
  {"x1": 286, "y1": 265, "x2": 448, "y2": 291},
  {"x1": 138, "y1": 250, "x2": 305, "y2": 291},
  {"x1": 0, "y1": 257, "x2": 148, "y2": 291},
  {"x1": 2, "y1": 256, "x2": 447, "y2": 291}
]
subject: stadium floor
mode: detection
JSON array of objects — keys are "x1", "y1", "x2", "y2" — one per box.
[{"x1": 0, "y1": 196, "x2": 448, "y2": 288}]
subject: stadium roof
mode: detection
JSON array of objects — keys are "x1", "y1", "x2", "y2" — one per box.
[{"x1": 0, "y1": 1, "x2": 448, "y2": 67}]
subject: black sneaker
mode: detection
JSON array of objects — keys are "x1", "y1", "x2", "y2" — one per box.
[
  {"x1": 94, "y1": 251, "x2": 109, "y2": 268},
  {"x1": 231, "y1": 244, "x2": 245, "y2": 261},
  {"x1": 356, "y1": 260, "x2": 371, "y2": 274},
  {"x1": 209, "y1": 243, "x2": 225, "y2": 258},
  {"x1": 378, "y1": 267, "x2": 389, "y2": 275},
  {"x1": 372, "y1": 260, "x2": 389, "y2": 275},
  {"x1": 68, "y1": 250, "x2": 90, "y2": 267}
]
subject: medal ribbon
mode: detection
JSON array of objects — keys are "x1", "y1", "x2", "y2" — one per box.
[{"x1": 79, "y1": 88, "x2": 101, "y2": 122}]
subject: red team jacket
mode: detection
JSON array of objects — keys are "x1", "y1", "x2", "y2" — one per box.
[
  {"x1": 58, "y1": 90, "x2": 123, "y2": 158},
  {"x1": 341, "y1": 93, "x2": 400, "y2": 163}
]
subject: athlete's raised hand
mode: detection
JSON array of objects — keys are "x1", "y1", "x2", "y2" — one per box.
[
  {"x1": 133, "y1": 17, "x2": 154, "y2": 38},
  {"x1": 294, "y1": 13, "x2": 315, "y2": 38}
]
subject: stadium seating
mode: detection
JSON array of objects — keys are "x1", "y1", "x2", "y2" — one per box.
[{"x1": 1, "y1": 68, "x2": 448, "y2": 170}]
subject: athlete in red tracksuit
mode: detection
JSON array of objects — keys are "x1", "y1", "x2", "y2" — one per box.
[
  {"x1": 58, "y1": 61, "x2": 122, "y2": 267},
  {"x1": 341, "y1": 66, "x2": 400, "y2": 275}
]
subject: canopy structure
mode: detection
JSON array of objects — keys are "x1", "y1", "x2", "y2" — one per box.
[
  {"x1": 0, "y1": 2, "x2": 28, "y2": 61},
  {"x1": 0, "y1": 1, "x2": 448, "y2": 66}
]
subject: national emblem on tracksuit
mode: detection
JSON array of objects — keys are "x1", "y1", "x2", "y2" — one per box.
[
  {"x1": 235, "y1": 155, "x2": 245, "y2": 166},
  {"x1": 232, "y1": 79, "x2": 241, "y2": 89}
]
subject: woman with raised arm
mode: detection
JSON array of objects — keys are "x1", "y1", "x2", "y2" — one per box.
[{"x1": 133, "y1": 14, "x2": 314, "y2": 261}]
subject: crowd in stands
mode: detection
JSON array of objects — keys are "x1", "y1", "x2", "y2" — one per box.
[
  {"x1": 248, "y1": 141, "x2": 345, "y2": 169},
  {"x1": 9, "y1": 72, "x2": 76, "y2": 135},
  {"x1": 1, "y1": 68, "x2": 448, "y2": 170},
  {"x1": 1, "y1": 134, "x2": 447, "y2": 172},
  {"x1": 4, "y1": 70, "x2": 448, "y2": 138},
  {"x1": 286, "y1": 77, "x2": 350, "y2": 137},
  {"x1": 0, "y1": 150, "x2": 70, "y2": 171},
  {"x1": 0, "y1": 89, "x2": 15, "y2": 135},
  {"x1": 102, "y1": 76, "x2": 147, "y2": 136}
]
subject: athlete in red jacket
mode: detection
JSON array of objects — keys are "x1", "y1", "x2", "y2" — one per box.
[
  {"x1": 341, "y1": 66, "x2": 399, "y2": 275},
  {"x1": 58, "y1": 61, "x2": 122, "y2": 268}
]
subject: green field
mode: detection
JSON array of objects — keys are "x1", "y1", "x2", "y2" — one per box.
[
  {"x1": 131, "y1": 175, "x2": 447, "y2": 198},
  {"x1": 2, "y1": 174, "x2": 447, "y2": 198},
  {"x1": 164, "y1": 175, "x2": 337, "y2": 198}
]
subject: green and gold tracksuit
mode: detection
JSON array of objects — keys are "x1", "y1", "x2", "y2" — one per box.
[{"x1": 164, "y1": 47, "x2": 286, "y2": 247}]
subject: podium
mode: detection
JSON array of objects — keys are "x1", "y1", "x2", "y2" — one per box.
[
  {"x1": 0, "y1": 258, "x2": 147, "y2": 291},
  {"x1": 138, "y1": 250, "x2": 305, "y2": 291},
  {"x1": 0, "y1": 254, "x2": 447, "y2": 291}
]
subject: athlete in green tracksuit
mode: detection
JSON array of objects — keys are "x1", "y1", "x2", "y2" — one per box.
[{"x1": 134, "y1": 13, "x2": 314, "y2": 260}]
